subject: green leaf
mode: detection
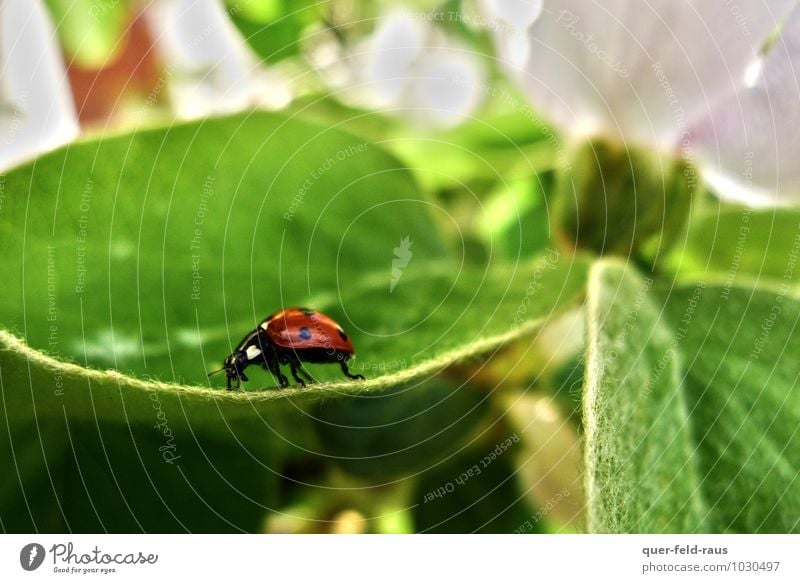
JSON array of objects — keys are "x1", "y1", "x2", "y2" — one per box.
[
  {"x1": 0, "y1": 330, "x2": 293, "y2": 532},
  {"x1": 675, "y1": 206, "x2": 800, "y2": 288},
  {"x1": 1, "y1": 113, "x2": 440, "y2": 385},
  {"x1": 227, "y1": 0, "x2": 324, "y2": 64},
  {"x1": 476, "y1": 174, "x2": 553, "y2": 260},
  {"x1": 585, "y1": 259, "x2": 800, "y2": 533},
  {"x1": 661, "y1": 281, "x2": 800, "y2": 533},
  {"x1": 0, "y1": 112, "x2": 589, "y2": 531},
  {"x1": 584, "y1": 260, "x2": 707, "y2": 532}
]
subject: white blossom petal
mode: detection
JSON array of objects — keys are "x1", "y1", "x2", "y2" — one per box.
[
  {"x1": 690, "y1": 5, "x2": 800, "y2": 206},
  {"x1": 353, "y1": 11, "x2": 485, "y2": 127},
  {"x1": 502, "y1": 0, "x2": 795, "y2": 147},
  {"x1": 405, "y1": 49, "x2": 484, "y2": 127},
  {"x1": 0, "y1": 0, "x2": 78, "y2": 171},
  {"x1": 481, "y1": 0, "x2": 543, "y2": 29},
  {"x1": 144, "y1": 0, "x2": 259, "y2": 119},
  {"x1": 480, "y1": 0, "x2": 543, "y2": 66},
  {"x1": 367, "y1": 12, "x2": 426, "y2": 105}
]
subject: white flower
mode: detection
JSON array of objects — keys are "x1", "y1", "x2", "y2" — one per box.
[
  {"x1": 331, "y1": 11, "x2": 485, "y2": 128},
  {"x1": 0, "y1": 0, "x2": 78, "y2": 171},
  {"x1": 484, "y1": 0, "x2": 800, "y2": 206},
  {"x1": 478, "y1": 0, "x2": 543, "y2": 67},
  {"x1": 144, "y1": 0, "x2": 292, "y2": 120}
]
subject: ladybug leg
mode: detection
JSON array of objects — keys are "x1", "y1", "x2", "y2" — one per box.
[
  {"x1": 289, "y1": 361, "x2": 306, "y2": 388},
  {"x1": 298, "y1": 366, "x2": 316, "y2": 384},
  {"x1": 339, "y1": 360, "x2": 365, "y2": 381},
  {"x1": 260, "y1": 349, "x2": 289, "y2": 389},
  {"x1": 276, "y1": 367, "x2": 289, "y2": 388},
  {"x1": 288, "y1": 354, "x2": 315, "y2": 385},
  {"x1": 262, "y1": 359, "x2": 289, "y2": 389}
]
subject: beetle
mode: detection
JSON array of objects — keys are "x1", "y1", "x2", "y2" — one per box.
[{"x1": 208, "y1": 307, "x2": 365, "y2": 389}]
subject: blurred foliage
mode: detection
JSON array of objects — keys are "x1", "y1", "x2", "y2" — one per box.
[
  {"x1": 673, "y1": 205, "x2": 800, "y2": 287},
  {"x1": 313, "y1": 382, "x2": 490, "y2": 481},
  {"x1": 45, "y1": 0, "x2": 134, "y2": 68},
  {"x1": 227, "y1": 0, "x2": 325, "y2": 63},
  {"x1": 287, "y1": 78, "x2": 561, "y2": 264},
  {"x1": 412, "y1": 439, "x2": 542, "y2": 533}
]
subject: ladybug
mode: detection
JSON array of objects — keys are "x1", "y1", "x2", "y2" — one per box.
[{"x1": 208, "y1": 307, "x2": 365, "y2": 390}]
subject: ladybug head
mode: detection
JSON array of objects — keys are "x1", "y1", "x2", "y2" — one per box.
[
  {"x1": 223, "y1": 352, "x2": 249, "y2": 382},
  {"x1": 209, "y1": 351, "x2": 249, "y2": 388}
]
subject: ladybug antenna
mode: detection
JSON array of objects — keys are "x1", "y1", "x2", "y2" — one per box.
[{"x1": 207, "y1": 367, "x2": 226, "y2": 377}]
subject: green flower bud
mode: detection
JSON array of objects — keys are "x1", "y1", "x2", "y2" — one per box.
[{"x1": 552, "y1": 139, "x2": 699, "y2": 263}]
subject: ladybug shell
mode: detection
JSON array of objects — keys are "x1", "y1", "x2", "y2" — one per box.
[{"x1": 260, "y1": 307, "x2": 354, "y2": 354}]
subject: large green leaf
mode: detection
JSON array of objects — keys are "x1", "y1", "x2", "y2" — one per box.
[
  {"x1": 585, "y1": 259, "x2": 800, "y2": 533},
  {"x1": 584, "y1": 260, "x2": 707, "y2": 532},
  {"x1": 0, "y1": 112, "x2": 589, "y2": 531}
]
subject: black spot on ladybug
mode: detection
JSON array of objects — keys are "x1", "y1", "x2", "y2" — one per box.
[
  {"x1": 299, "y1": 307, "x2": 316, "y2": 316},
  {"x1": 299, "y1": 327, "x2": 312, "y2": 340},
  {"x1": 337, "y1": 327, "x2": 348, "y2": 341}
]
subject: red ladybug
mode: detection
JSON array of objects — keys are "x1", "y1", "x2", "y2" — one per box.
[{"x1": 209, "y1": 307, "x2": 365, "y2": 389}]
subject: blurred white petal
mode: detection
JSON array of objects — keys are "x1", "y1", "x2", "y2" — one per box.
[
  {"x1": 145, "y1": 0, "x2": 260, "y2": 119},
  {"x1": 481, "y1": 0, "x2": 543, "y2": 29},
  {"x1": 250, "y1": 68, "x2": 293, "y2": 111},
  {"x1": 505, "y1": 0, "x2": 795, "y2": 147},
  {"x1": 350, "y1": 12, "x2": 484, "y2": 127},
  {"x1": 368, "y1": 12, "x2": 426, "y2": 105},
  {"x1": 307, "y1": 26, "x2": 353, "y2": 89},
  {"x1": 0, "y1": 0, "x2": 78, "y2": 171},
  {"x1": 405, "y1": 50, "x2": 484, "y2": 127},
  {"x1": 690, "y1": 6, "x2": 800, "y2": 206},
  {"x1": 480, "y1": 0, "x2": 543, "y2": 68}
]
